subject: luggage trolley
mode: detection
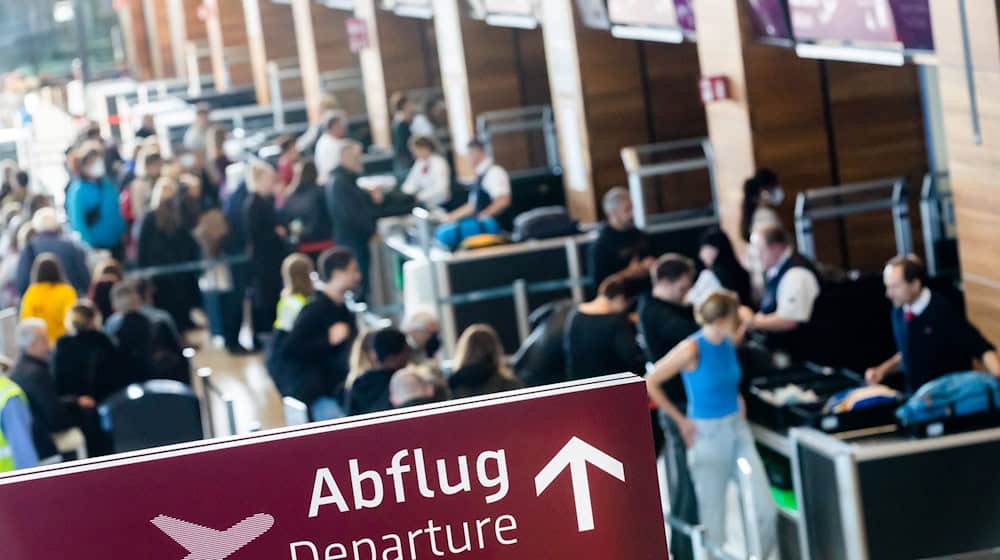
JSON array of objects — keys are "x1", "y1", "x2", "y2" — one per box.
[
  {"x1": 267, "y1": 62, "x2": 365, "y2": 131},
  {"x1": 476, "y1": 105, "x2": 561, "y2": 178},
  {"x1": 794, "y1": 177, "x2": 913, "y2": 263},
  {"x1": 620, "y1": 137, "x2": 719, "y2": 230},
  {"x1": 920, "y1": 171, "x2": 959, "y2": 279}
]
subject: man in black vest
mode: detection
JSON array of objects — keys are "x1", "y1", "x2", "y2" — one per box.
[
  {"x1": 435, "y1": 140, "x2": 511, "y2": 249},
  {"x1": 747, "y1": 226, "x2": 821, "y2": 353},
  {"x1": 866, "y1": 255, "x2": 999, "y2": 392}
]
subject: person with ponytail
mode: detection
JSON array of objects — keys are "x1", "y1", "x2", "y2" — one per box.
[{"x1": 739, "y1": 168, "x2": 783, "y2": 242}]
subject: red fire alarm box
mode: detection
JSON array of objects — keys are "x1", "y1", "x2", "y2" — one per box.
[
  {"x1": 347, "y1": 18, "x2": 370, "y2": 53},
  {"x1": 699, "y1": 75, "x2": 731, "y2": 104}
]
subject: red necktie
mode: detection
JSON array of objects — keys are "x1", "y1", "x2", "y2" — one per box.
[
  {"x1": 422, "y1": 163, "x2": 430, "y2": 174},
  {"x1": 904, "y1": 310, "x2": 915, "y2": 323}
]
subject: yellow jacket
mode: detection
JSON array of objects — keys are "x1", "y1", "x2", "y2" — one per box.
[{"x1": 20, "y1": 282, "x2": 77, "y2": 342}]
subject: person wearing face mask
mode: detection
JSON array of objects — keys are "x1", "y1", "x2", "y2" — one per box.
[
  {"x1": 687, "y1": 228, "x2": 753, "y2": 307},
  {"x1": 589, "y1": 187, "x2": 653, "y2": 290},
  {"x1": 67, "y1": 147, "x2": 126, "y2": 258},
  {"x1": 136, "y1": 177, "x2": 202, "y2": 332},
  {"x1": 740, "y1": 168, "x2": 784, "y2": 243},
  {"x1": 244, "y1": 161, "x2": 289, "y2": 349},
  {"x1": 646, "y1": 292, "x2": 776, "y2": 557}
]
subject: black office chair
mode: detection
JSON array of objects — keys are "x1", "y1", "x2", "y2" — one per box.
[{"x1": 99, "y1": 380, "x2": 203, "y2": 453}]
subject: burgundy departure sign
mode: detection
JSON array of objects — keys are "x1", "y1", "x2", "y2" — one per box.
[{"x1": 0, "y1": 374, "x2": 669, "y2": 560}]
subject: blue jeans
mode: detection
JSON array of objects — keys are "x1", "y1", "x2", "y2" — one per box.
[
  {"x1": 687, "y1": 413, "x2": 776, "y2": 556},
  {"x1": 311, "y1": 396, "x2": 346, "y2": 422},
  {"x1": 434, "y1": 217, "x2": 500, "y2": 251}
]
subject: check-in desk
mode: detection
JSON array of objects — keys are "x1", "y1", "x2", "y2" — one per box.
[
  {"x1": 749, "y1": 421, "x2": 1000, "y2": 560},
  {"x1": 377, "y1": 212, "x2": 717, "y2": 354}
]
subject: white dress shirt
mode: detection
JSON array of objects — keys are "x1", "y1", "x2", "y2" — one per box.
[
  {"x1": 402, "y1": 154, "x2": 451, "y2": 208},
  {"x1": 904, "y1": 288, "x2": 932, "y2": 317},
  {"x1": 314, "y1": 134, "x2": 347, "y2": 184},
  {"x1": 766, "y1": 250, "x2": 821, "y2": 323},
  {"x1": 474, "y1": 158, "x2": 511, "y2": 201}
]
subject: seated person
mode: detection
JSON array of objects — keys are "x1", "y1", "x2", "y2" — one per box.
[
  {"x1": 0, "y1": 371, "x2": 39, "y2": 471},
  {"x1": 687, "y1": 228, "x2": 752, "y2": 306},
  {"x1": 390, "y1": 365, "x2": 446, "y2": 409},
  {"x1": 280, "y1": 248, "x2": 361, "y2": 420},
  {"x1": 448, "y1": 324, "x2": 523, "y2": 399},
  {"x1": 589, "y1": 187, "x2": 653, "y2": 290},
  {"x1": 345, "y1": 328, "x2": 412, "y2": 416},
  {"x1": 401, "y1": 136, "x2": 451, "y2": 209},
  {"x1": 105, "y1": 282, "x2": 156, "y2": 383},
  {"x1": 564, "y1": 274, "x2": 645, "y2": 381},
  {"x1": 435, "y1": 140, "x2": 511, "y2": 250},
  {"x1": 746, "y1": 226, "x2": 821, "y2": 356},
  {"x1": 867, "y1": 255, "x2": 1000, "y2": 392},
  {"x1": 9, "y1": 319, "x2": 90, "y2": 462},
  {"x1": 401, "y1": 309, "x2": 442, "y2": 366}
]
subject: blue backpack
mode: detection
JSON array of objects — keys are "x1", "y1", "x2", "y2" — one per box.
[{"x1": 896, "y1": 371, "x2": 1000, "y2": 426}]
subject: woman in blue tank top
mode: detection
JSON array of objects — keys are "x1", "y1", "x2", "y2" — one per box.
[{"x1": 646, "y1": 291, "x2": 776, "y2": 555}]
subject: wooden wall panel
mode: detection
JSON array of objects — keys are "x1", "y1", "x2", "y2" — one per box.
[
  {"x1": 380, "y1": 17, "x2": 440, "y2": 98},
  {"x1": 312, "y1": 6, "x2": 364, "y2": 116},
  {"x1": 696, "y1": 0, "x2": 928, "y2": 275},
  {"x1": 826, "y1": 62, "x2": 928, "y2": 272},
  {"x1": 245, "y1": 0, "x2": 300, "y2": 105},
  {"x1": 218, "y1": 0, "x2": 253, "y2": 88},
  {"x1": 118, "y1": 1, "x2": 154, "y2": 81},
  {"x1": 930, "y1": 0, "x2": 1000, "y2": 345},
  {"x1": 142, "y1": 0, "x2": 177, "y2": 78}
]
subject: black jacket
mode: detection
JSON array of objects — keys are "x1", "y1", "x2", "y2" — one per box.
[
  {"x1": 326, "y1": 167, "x2": 378, "y2": 246},
  {"x1": 564, "y1": 309, "x2": 645, "y2": 381},
  {"x1": 279, "y1": 292, "x2": 356, "y2": 402},
  {"x1": 448, "y1": 362, "x2": 524, "y2": 399},
  {"x1": 280, "y1": 183, "x2": 333, "y2": 245},
  {"x1": 637, "y1": 295, "x2": 698, "y2": 404},
  {"x1": 346, "y1": 368, "x2": 395, "y2": 416},
  {"x1": 9, "y1": 355, "x2": 76, "y2": 459},
  {"x1": 52, "y1": 330, "x2": 125, "y2": 403},
  {"x1": 244, "y1": 193, "x2": 287, "y2": 295},
  {"x1": 589, "y1": 224, "x2": 650, "y2": 289}
]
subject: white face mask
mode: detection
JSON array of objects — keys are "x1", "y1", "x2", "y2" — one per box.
[
  {"x1": 223, "y1": 139, "x2": 243, "y2": 161},
  {"x1": 87, "y1": 160, "x2": 105, "y2": 178},
  {"x1": 179, "y1": 154, "x2": 196, "y2": 168},
  {"x1": 767, "y1": 186, "x2": 785, "y2": 206}
]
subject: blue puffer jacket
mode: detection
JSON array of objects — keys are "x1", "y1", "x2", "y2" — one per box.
[
  {"x1": 896, "y1": 371, "x2": 1000, "y2": 426},
  {"x1": 66, "y1": 176, "x2": 125, "y2": 251}
]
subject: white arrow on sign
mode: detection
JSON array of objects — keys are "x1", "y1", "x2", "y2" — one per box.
[{"x1": 534, "y1": 437, "x2": 626, "y2": 532}]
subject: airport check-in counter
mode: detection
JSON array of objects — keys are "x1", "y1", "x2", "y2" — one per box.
[
  {"x1": 378, "y1": 212, "x2": 718, "y2": 354},
  {"x1": 785, "y1": 426, "x2": 1000, "y2": 560}
]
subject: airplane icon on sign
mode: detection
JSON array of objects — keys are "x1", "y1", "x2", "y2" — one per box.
[{"x1": 152, "y1": 513, "x2": 274, "y2": 560}]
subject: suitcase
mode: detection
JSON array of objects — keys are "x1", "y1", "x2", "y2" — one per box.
[
  {"x1": 896, "y1": 371, "x2": 1000, "y2": 437},
  {"x1": 512, "y1": 206, "x2": 579, "y2": 242}
]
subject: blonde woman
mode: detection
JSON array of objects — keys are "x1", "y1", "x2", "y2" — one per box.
[
  {"x1": 646, "y1": 291, "x2": 777, "y2": 555},
  {"x1": 448, "y1": 324, "x2": 523, "y2": 399},
  {"x1": 136, "y1": 177, "x2": 201, "y2": 332}
]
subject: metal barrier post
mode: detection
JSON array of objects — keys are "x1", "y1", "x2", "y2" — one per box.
[
  {"x1": 564, "y1": 238, "x2": 584, "y2": 304},
  {"x1": 512, "y1": 279, "x2": 531, "y2": 344},
  {"x1": 223, "y1": 397, "x2": 238, "y2": 437},
  {"x1": 795, "y1": 193, "x2": 817, "y2": 260},
  {"x1": 413, "y1": 208, "x2": 449, "y2": 359},
  {"x1": 268, "y1": 61, "x2": 285, "y2": 131},
  {"x1": 690, "y1": 526, "x2": 710, "y2": 560},
  {"x1": 196, "y1": 368, "x2": 215, "y2": 439},
  {"x1": 737, "y1": 457, "x2": 766, "y2": 560},
  {"x1": 542, "y1": 106, "x2": 560, "y2": 173},
  {"x1": 891, "y1": 179, "x2": 913, "y2": 256}
]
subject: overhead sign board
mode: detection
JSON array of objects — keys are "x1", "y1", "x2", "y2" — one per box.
[
  {"x1": 789, "y1": 0, "x2": 932, "y2": 50},
  {"x1": 0, "y1": 374, "x2": 668, "y2": 560}
]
